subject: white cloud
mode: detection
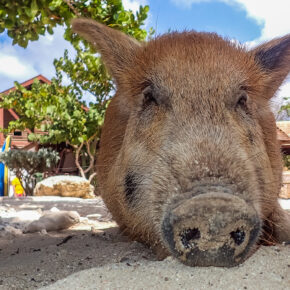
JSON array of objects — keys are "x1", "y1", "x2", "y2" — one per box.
[
  {"x1": 0, "y1": 53, "x2": 37, "y2": 79},
  {"x1": 232, "y1": 0, "x2": 290, "y2": 41},
  {"x1": 0, "y1": 27, "x2": 100, "y2": 104},
  {"x1": 171, "y1": 0, "x2": 290, "y2": 41},
  {"x1": 0, "y1": 1, "x2": 151, "y2": 92},
  {"x1": 230, "y1": 0, "x2": 290, "y2": 117},
  {"x1": 0, "y1": 26, "x2": 75, "y2": 92},
  {"x1": 1, "y1": 0, "x2": 289, "y2": 112},
  {"x1": 123, "y1": 0, "x2": 148, "y2": 14},
  {"x1": 123, "y1": 0, "x2": 151, "y2": 29},
  {"x1": 170, "y1": 0, "x2": 290, "y2": 118}
]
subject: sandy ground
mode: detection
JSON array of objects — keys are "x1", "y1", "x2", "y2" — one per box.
[{"x1": 0, "y1": 196, "x2": 289, "y2": 290}]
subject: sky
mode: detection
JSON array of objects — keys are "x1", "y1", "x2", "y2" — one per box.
[{"x1": 0, "y1": 0, "x2": 289, "y2": 117}]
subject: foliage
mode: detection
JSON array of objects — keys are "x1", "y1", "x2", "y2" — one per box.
[
  {"x1": 279, "y1": 97, "x2": 290, "y2": 118},
  {"x1": 0, "y1": 77, "x2": 106, "y2": 180},
  {"x1": 283, "y1": 154, "x2": 290, "y2": 170},
  {"x1": 1, "y1": 78, "x2": 105, "y2": 145},
  {"x1": 0, "y1": 0, "x2": 151, "y2": 181},
  {"x1": 0, "y1": 0, "x2": 149, "y2": 47},
  {"x1": 0, "y1": 0, "x2": 151, "y2": 103},
  {"x1": 0, "y1": 148, "x2": 59, "y2": 195},
  {"x1": 49, "y1": 0, "x2": 150, "y2": 103}
]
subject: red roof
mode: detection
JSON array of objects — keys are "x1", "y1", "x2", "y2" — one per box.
[
  {"x1": 0, "y1": 74, "x2": 51, "y2": 95},
  {"x1": 277, "y1": 121, "x2": 290, "y2": 136},
  {"x1": 0, "y1": 75, "x2": 52, "y2": 135},
  {"x1": 277, "y1": 127, "x2": 290, "y2": 142}
]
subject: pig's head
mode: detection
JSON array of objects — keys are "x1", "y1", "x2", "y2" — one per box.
[{"x1": 72, "y1": 19, "x2": 290, "y2": 267}]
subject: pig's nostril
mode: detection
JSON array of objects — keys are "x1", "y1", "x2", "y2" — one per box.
[
  {"x1": 180, "y1": 228, "x2": 201, "y2": 249},
  {"x1": 230, "y1": 229, "x2": 245, "y2": 245}
]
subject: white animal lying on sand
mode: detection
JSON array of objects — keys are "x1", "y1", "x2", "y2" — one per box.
[{"x1": 24, "y1": 211, "x2": 80, "y2": 233}]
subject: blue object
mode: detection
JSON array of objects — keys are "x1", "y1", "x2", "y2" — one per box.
[{"x1": 0, "y1": 140, "x2": 6, "y2": 196}]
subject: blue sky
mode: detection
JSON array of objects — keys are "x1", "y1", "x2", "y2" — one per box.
[
  {"x1": 0, "y1": 0, "x2": 289, "y2": 117},
  {"x1": 148, "y1": 0, "x2": 261, "y2": 41}
]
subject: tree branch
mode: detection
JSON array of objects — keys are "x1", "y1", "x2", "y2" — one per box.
[
  {"x1": 84, "y1": 132, "x2": 97, "y2": 174},
  {"x1": 88, "y1": 172, "x2": 97, "y2": 183},
  {"x1": 74, "y1": 142, "x2": 85, "y2": 178},
  {"x1": 63, "y1": 0, "x2": 81, "y2": 17}
]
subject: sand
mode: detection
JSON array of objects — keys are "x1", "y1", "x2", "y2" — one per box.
[
  {"x1": 0, "y1": 196, "x2": 289, "y2": 290},
  {"x1": 42, "y1": 246, "x2": 290, "y2": 290}
]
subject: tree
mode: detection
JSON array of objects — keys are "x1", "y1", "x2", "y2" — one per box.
[
  {"x1": 0, "y1": 1, "x2": 150, "y2": 182},
  {"x1": 0, "y1": 148, "x2": 59, "y2": 195},
  {"x1": 283, "y1": 154, "x2": 290, "y2": 170},
  {"x1": 0, "y1": 0, "x2": 151, "y2": 103},
  {"x1": 279, "y1": 97, "x2": 290, "y2": 119},
  {"x1": 1, "y1": 77, "x2": 106, "y2": 181},
  {"x1": 0, "y1": 0, "x2": 149, "y2": 47},
  {"x1": 0, "y1": 0, "x2": 150, "y2": 102}
]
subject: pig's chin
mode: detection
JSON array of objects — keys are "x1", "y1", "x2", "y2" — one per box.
[{"x1": 160, "y1": 191, "x2": 261, "y2": 267}]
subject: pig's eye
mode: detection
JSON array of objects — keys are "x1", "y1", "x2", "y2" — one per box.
[
  {"x1": 236, "y1": 93, "x2": 248, "y2": 110},
  {"x1": 142, "y1": 86, "x2": 158, "y2": 107}
]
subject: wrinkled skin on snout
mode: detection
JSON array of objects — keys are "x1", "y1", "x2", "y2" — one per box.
[{"x1": 72, "y1": 19, "x2": 290, "y2": 267}]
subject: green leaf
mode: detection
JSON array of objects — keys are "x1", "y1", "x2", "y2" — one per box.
[
  {"x1": 31, "y1": 0, "x2": 39, "y2": 18},
  {"x1": 4, "y1": 19, "x2": 14, "y2": 29},
  {"x1": 46, "y1": 106, "x2": 55, "y2": 114},
  {"x1": 49, "y1": 0, "x2": 63, "y2": 11},
  {"x1": 47, "y1": 25, "x2": 53, "y2": 35},
  {"x1": 40, "y1": 123, "x2": 47, "y2": 131}
]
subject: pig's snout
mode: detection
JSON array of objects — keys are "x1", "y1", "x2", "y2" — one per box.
[{"x1": 162, "y1": 192, "x2": 260, "y2": 267}]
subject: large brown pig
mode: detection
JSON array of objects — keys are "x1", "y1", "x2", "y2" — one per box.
[{"x1": 72, "y1": 18, "x2": 290, "y2": 267}]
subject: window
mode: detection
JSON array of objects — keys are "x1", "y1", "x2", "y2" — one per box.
[{"x1": 13, "y1": 131, "x2": 22, "y2": 136}]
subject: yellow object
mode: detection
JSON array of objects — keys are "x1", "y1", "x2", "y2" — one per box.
[{"x1": 11, "y1": 177, "x2": 25, "y2": 196}]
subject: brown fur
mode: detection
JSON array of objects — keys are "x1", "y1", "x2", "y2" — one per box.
[{"x1": 72, "y1": 19, "x2": 290, "y2": 264}]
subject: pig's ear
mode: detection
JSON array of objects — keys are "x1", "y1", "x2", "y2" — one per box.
[
  {"x1": 251, "y1": 35, "x2": 290, "y2": 98},
  {"x1": 71, "y1": 18, "x2": 141, "y2": 81}
]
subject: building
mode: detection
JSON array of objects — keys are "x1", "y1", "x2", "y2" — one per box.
[
  {"x1": 0, "y1": 75, "x2": 51, "y2": 150},
  {"x1": 277, "y1": 121, "x2": 290, "y2": 155},
  {"x1": 0, "y1": 75, "x2": 78, "y2": 175}
]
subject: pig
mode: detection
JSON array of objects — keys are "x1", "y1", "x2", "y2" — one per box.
[{"x1": 72, "y1": 18, "x2": 290, "y2": 267}]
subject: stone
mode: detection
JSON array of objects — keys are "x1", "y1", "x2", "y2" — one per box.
[{"x1": 34, "y1": 176, "x2": 95, "y2": 199}]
